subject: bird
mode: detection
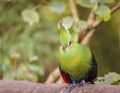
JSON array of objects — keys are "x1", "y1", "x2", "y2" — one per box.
[{"x1": 59, "y1": 41, "x2": 97, "y2": 88}]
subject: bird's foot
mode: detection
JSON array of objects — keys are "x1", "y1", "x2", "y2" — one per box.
[
  {"x1": 66, "y1": 83, "x2": 77, "y2": 93},
  {"x1": 78, "y1": 80, "x2": 92, "y2": 87},
  {"x1": 78, "y1": 80, "x2": 86, "y2": 87},
  {"x1": 66, "y1": 80, "x2": 91, "y2": 93},
  {"x1": 66, "y1": 81, "x2": 77, "y2": 93}
]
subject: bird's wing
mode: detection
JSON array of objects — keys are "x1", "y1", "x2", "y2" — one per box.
[
  {"x1": 85, "y1": 51, "x2": 97, "y2": 83},
  {"x1": 59, "y1": 64, "x2": 72, "y2": 83}
]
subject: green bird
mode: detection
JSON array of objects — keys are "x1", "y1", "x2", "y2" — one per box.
[
  {"x1": 59, "y1": 21, "x2": 97, "y2": 88},
  {"x1": 59, "y1": 41, "x2": 97, "y2": 85}
]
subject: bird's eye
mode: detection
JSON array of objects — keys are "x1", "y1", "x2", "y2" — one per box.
[{"x1": 68, "y1": 41, "x2": 72, "y2": 47}]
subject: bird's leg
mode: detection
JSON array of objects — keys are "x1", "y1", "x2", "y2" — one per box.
[
  {"x1": 66, "y1": 80, "x2": 77, "y2": 93},
  {"x1": 78, "y1": 80, "x2": 86, "y2": 87},
  {"x1": 78, "y1": 80, "x2": 92, "y2": 87},
  {"x1": 66, "y1": 80, "x2": 92, "y2": 93}
]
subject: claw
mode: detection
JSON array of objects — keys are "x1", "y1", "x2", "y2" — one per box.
[
  {"x1": 66, "y1": 81, "x2": 77, "y2": 93},
  {"x1": 78, "y1": 80, "x2": 86, "y2": 87},
  {"x1": 66, "y1": 80, "x2": 91, "y2": 93},
  {"x1": 78, "y1": 80, "x2": 92, "y2": 87},
  {"x1": 66, "y1": 84, "x2": 77, "y2": 93}
]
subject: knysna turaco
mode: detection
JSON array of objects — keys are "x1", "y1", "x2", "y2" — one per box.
[
  {"x1": 59, "y1": 22, "x2": 97, "y2": 87},
  {"x1": 59, "y1": 41, "x2": 97, "y2": 84}
]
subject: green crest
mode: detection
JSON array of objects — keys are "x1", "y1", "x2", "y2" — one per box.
[{"x1": 59, "y1": 21, "x2": 72, "y2": 45}]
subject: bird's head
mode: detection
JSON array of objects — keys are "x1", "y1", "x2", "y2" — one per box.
[{"x1": 60, "y1": 41, "x2": 73, "y2": 51}]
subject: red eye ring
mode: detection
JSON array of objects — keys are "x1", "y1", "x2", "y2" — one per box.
[
  {"x1": 68, "y1": 41, "x2": 72, "y2": 46},
  {"x1": 60, "y1": 45, "x2": 66, "y2": 50}
]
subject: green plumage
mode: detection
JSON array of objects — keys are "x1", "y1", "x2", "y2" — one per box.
[
  {"x1": 59, "y1": 42, "x2": 92, "y2": 81},
  {"x1": 59, "y1": 21, "x2": 72, "y2": 45}
]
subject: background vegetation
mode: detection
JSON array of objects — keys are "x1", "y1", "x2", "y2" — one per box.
[{"x1": 0, "y1": 0, "x2": 120, "y2": 84}]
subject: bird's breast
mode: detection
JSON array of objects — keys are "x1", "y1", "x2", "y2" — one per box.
[{"x1": 60, "y1": 60, "x2": 91, "y2": 80}]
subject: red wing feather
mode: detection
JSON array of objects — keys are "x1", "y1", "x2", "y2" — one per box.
[
  {"x1": 59, "y1": 65, "x2": 72, "y2": 83},
  {"x1": 61, "y1": 73, "x2": 71, "y2": 83}
]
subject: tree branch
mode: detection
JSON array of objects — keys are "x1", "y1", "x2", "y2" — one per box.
[
  {"x1": 88, "y1": 1, "x2": 120, "y2": 31},
  {"x1": 45, "y1": 67, "x2": 60, "y2": 83},
  {"x1": 87, "y1": 10, "x2": 95, "y2": 26},
  {"x1": 0, "y1": 80, "x2": 120, "y2": 93},
  {"x1": 69, "y1": 0, "x2": 79, "y2": 22},
  {"x1": 80, "y1": 2, "x2": 120, "y2": 44},
  {"x1": 81, "y1": 29, "x2": 95, "y2": 44},
  {"x1": 111, "y1": 1, "x2": 120, "y2": 14}
]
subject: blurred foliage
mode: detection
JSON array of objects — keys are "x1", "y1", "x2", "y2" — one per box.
[
  {"x1": 0, "y1": 0, "x2": 120, "y2": 83},
  {"x1": 76, "y1": 0, "x2": 98, "y2": 10},
  {"x1": 0, "y1": 0, "x2": 60, "y2": 82},
  {"x1": 22, "y1": 9, "x2": 40, "y2": 25},
  {"x1": 95, "y1": 72, "x2": 120, "y2": 85},
  {"x1": 95, "y1": 5, "x2": 111, "y2": 21}
]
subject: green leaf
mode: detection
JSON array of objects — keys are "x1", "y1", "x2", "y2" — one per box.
[
  {"x1": 76, "y1": 0, "x2": 98, "y2": 10},
  {"x1": 95, "y1": 5, "x2": 111, "y2": 22},
  {"x1": 95, "y1": 72, "x2": 120, "y2": 85},
  {"x1": 78, "y1": 20, "x2": 88, "y2": 30},
  {"x1": 73, "y1": 20, "x2": 88, "y2": 32},
  {"x1": 22, "y1": 9, "x2": 40, "y2": 26},
  {"x1": 58, "y1": 21, "x2": 72, "y2": 45},
  {"x1": 28, "y1": 64, "x2": 44, "y2": 76},
  {"x1": 62, "y1": 16, "x2": 73, "y2": 29},
  {"x1": 50, "y1": 0, "x2": 66, "y2": 14},
  {"x1": 103, "y1": 0, "x2": 115, "y2": 4}
]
